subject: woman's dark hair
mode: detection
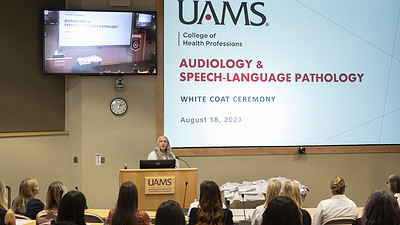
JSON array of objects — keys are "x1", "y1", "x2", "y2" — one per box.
[
  {"x1": 261, "y1": 196, "x2": 301, "y2": 225},
  {"x1": 155, "y1": 200, "x2": 185, "y2": 225},
  {"x1": 360, "y1": 190, "x2": 400, "y2": 225},
  {"x1": 197, "y1": 180, "x2": 223, "y2": 225},
  {"x1": 111, "y1": 181, "x2": 139, "y2": 225},
  {"x1": 57, "y1": 190, "x2": 87, "y2": 225}
]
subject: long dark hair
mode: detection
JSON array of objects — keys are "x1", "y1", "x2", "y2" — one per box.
[
  {"x1": 261, "y1": 196, "x2": 301, "y2": 225},
  {"x1": 155, "y1": 200, "x2": 185, "y2": 225},
  {"x1": 57, "y1": 190, "x2": 87, "y2": 225},
  {"x1": 197, "y1": 180, "x2": 223, "y2": 225},
  {"x1": 111, "y1": 181, "x2": 139, "y2": 225},
  {"x1": 360, "y1": 190, "x2": 400, "y2": 225}
]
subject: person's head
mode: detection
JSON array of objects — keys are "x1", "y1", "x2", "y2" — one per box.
[
  {"x1": 45, "y1": 181, "x2": 66, "y2": 210},
  {"x1": 199, "y1": 180, "x2": 223, "y2": 209},
  {"x1": 57, "y1": 190, "x2": 87, "y2": 225},
  {"x1": 387, "y1": 174, "x2": 400, "y2": 194},
  {"x1": 261, "y1": 196, "x2": 301, "y2": 225},
  {"x1": 279, "y1": 181, "x2": 303, "y2": 209},
  {"x1": 156, "y1": 136, "x2": 170, "y2": 152},
  {"x1": 263, "y1": 179, "x2": 282, "y2": 208},
  {"x1": 12, "y1": 177, "x2": 40, "y2": 214},
  {"x1": 20, "y1": 177, "x2": 40, "y2": 197},
  {"x1": 361, "y1": 190, "x2": 400, "y2": 225},
  {"x1": 197, "y1": 180, "x2": 223, "y2": 225},
  {"x1": 154, "y1": 136, "x2": 174, "y2": 160},
  {"x1": 112, "y1": 181, "x2": 139, "y2": 225},
  {"x1": 0, "y1": 180, "x2": 7, "y2": 210},
  {"x1": 155, "y1": 200, "x2": 185, "y2": 225},
  {"x1": 330, "y1": 176, "x2": 346, "y2": 195}
]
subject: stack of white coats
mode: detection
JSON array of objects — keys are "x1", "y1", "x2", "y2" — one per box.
[{"x1": 219, "y1": 177, "x2": 311, "y2": 203}]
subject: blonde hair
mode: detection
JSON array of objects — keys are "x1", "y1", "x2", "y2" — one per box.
[
  {"x1": 154, "y1": 136, "x2": 174, "y2": 160},
  {"x1": 12, "y1": 178, "x2": 38, "y2": 214},
  {"x1": 0, "y1": 180, "x2": 7, "y2": 210},
  {"x1": 280, "y1": 181, "x2": 303, "y2": 209},
  {"x1": 45, "y1": 181, "x2": 66, "y2": 210},
  {"x1": 330, "y1": 177, "x2": 346, "y2": 195},
  {"x1": 263, "y1": 179, "x2": 282, "y2": 208}
]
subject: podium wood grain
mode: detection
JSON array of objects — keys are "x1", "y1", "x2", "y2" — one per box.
[{"x1": 120, "y1": 168, "x2": 198, "y2": 210}]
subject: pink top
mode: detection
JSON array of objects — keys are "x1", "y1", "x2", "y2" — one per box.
[{"x1": 36, "y1": 209, "x2": 58, "y2": 225}]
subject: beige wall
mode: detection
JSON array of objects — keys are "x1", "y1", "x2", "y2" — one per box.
[
  {"x1": 0, "y1": 135, "x2": 70, "y2": 202},
  {"x1": 1, "y1": 0, "x2": 400, "y2": 212}
]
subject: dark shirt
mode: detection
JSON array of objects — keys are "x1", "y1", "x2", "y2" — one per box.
[
  {"x1": 189, "y1": 208, "x2": 234, "y2": 225},
  {"x1": 26, "y1": 199, "x2": 44, "y2": 219},
  {"x1": 301, "y1": 209, "x2": 311, "y2": 225},
  {"x1": 0, "y1": 208, "x2": 6, "y2": 225},
  {"x1": 13, "y1": 199, "x2": 45, "y2": 220},
  {"x1": 352, "y1": 218, "x2": 361, "y2": 225}
]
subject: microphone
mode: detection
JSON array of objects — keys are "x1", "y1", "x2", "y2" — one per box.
[
  {"x1": 175, "y1": 156, "x2": 190, "y2": 168},
  {"x1": 182, "y1": 181, "x2": 189, "y2": 215},
  {"x1": 239, "y1": 194, "x2": 251, "y2": 225},
  {"x1": 242, "y1": 194, "x2": 246, "y2": 220},
  {"x1": 224, "y1": 198, "x2": 230, "y2": 225},
  {"x1": 123, "y1": 164, "x2": 128, "y2": 169},
  {"x1": 75, "y1": 186, "x2": 79, "y2": 191}
]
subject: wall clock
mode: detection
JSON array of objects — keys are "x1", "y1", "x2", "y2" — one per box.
[{"x1": 110, "y1": 97, "x2": 128, "y2": 115}]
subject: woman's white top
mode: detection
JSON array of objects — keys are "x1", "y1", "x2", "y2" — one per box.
[
  {"x1": 147, "y1": 151, "x2": 179, "y2": 168},
  {"x1": 395, "y1": 193, "x2": 400, "y2": 207},
  {"x1": 251, "y1": 204, "x2": 265, "y2": 225},
  {"x1": 312, "y1": 194, "x2": 358, "y2": 225}
]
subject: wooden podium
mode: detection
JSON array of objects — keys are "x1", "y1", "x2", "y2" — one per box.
[{"x1": 120, "y1": 168, "x2": 198, "y2": 211}]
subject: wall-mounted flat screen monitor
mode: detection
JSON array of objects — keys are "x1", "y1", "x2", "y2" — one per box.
[
  {"x1": 42, "y1": 10, "x2": 157, "y2": 75},
  {"x1": 140, "y1": 159, "x2": 176, "y2": 169}
]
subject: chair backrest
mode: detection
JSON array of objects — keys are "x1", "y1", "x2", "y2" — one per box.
[
  {"x1": 84, "y1": 212, "x2": 104, "y2": 223},
  {"x1": 322, "y1": 217, "x2": 355, "y2": 225},
  {"x1": 14, "y1": 214, "x2": 31, "y2": 220},
  {"x1": 5, "y1": 185, "x2": 11, "y2": 209}
]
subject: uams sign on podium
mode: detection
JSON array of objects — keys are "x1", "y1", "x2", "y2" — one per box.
[{"x1": 145, "y1": 177, "x2": 175, "y2": 194}]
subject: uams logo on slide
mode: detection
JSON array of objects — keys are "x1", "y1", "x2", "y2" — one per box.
[
  {"x1": 178, "y1": 0, "x2": 268, "y2": 26},
  {"x1": 145, "y1": 177, "x2": 175, "y2": 194}
]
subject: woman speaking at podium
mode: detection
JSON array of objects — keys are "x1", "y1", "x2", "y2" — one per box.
[{"x1": 147, "y1": 136, "x2": 179, "y2": 168}]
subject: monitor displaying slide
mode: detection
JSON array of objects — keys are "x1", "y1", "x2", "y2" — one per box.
[
  {"x1": 43, "y1": 10, "x2": 157, "y2": 75},
  {"x1": 164, "y1": 0, "x2": 400, "y2": 148},
  {"x1": 58, "y1": 11, "x2": 133, "y2": 47}
]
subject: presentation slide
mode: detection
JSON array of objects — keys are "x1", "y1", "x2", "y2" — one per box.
[
  {"x1": 59, "y1": 11, "x2": 133, "y2": 46},
  {"x1": 164, "y1": 0, "x2": 400, "y2": 148}
]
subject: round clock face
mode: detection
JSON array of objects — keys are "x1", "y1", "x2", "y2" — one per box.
[{"x1": 110, "y1": 98, "x2": 128, "y2": 115}]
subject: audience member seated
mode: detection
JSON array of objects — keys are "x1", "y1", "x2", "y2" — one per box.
[
  {"x1": 280, "y1": 181, "x2": 311, "y2": 225},
  {"x1": 251, "y1": 179, "x2": 282, "y2": 225},
  {"x1": 188, "y1": 180, "x2": 233, "y2": 225},
  {"x1": 187, "y1": 181, "x2": 227, "y2": 221},
  {"x1": 352, "y1": 190, "x2": 400, "y2": 225},
  {"x1": 12, "y1": 178, "x2": 44, "y2": 219},
  {"x1": 0, "y1": 181, "x2": 16, "y2": 225},
  {"x1": 260, "y1": 196, "x2": 301, "y2": 225},
  {"x1": 387, "y1": 174, "x2": 400, "y2": 206},
  {"x1": 36, "y1": 181, "x2": 66, "y2": 225},
  {"x1": 312, "y1": 176, "x2": 358, "y2": 225},
  {"x1": 155, "y1": 200, "x2": 185, "y2": 225},
  {"x1": 57, "y1": 190, "x2": 86, "y2": 225},
  {"x1": 105, "y1": 181, "x2": 151, "y2": 225}
]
